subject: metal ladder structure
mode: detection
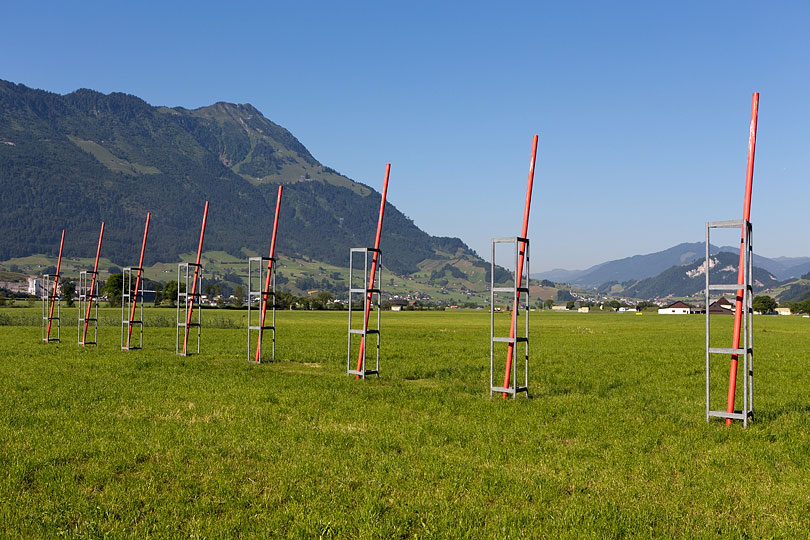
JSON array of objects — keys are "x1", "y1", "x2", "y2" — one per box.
[
  {"x1": 121, "y1": 267, "x2": 145, "y2": 350},
  {"x1": 347, "y1": 247, "x2": 381, "y2": 379},
  {"x1": 248, "y1": 256, "x2": 276, "y2": 362},
  {"x1": 41, "y1": 273, "x2": 61, "y2": 343},
  {"x1": 176, "y1": 262, "x2": 203, "y2": 356},
  {"x1": 490, "y1": 237, "x2": 530, "y2": 398},
  {"x1": 705, "y1": 219, "x2": 753, "y2": 426},
  {"x1": 77, "y1": 270, "x2": 99, "y2": 346}
]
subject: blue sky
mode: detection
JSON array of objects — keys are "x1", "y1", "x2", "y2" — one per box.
[{"x1": 2, "y1": 1, "x2": 808, "y2": 270}]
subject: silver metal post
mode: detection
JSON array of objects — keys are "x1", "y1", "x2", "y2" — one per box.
[
  {"x1": 705, "y1": 223, "x2": 711, "y2": 422},
  {"x1": 490, "y1": 237, "x2": 531, "y2": 398},
  {"x1": 705, "y1": 220, "x2": 754, "y2": 426},
  {"x1": 347, "y1": 247, "x2": 381, "y2": 379},
  {"x1": 247, "y1": 256, "x2": 276, "y2": 362},
  {"x1": 42, "y1": 274, "x2": 61, "y2": 343},
  {"x1": 176, "y1": 262, "x2": 203, "y2": 356}
]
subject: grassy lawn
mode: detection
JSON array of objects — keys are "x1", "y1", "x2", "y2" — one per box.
[{"x1": 0, "y1": 308, "x2": 808, "y2": 538}]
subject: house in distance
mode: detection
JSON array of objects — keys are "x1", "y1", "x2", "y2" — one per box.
[{"x1": 658, "y1": 301, "x2": 691, "y2": 315}]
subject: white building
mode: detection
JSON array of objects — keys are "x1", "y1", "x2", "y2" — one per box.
[
  {"x1": 658, "y1": 301, "x2": 691, "y2": 315},
  {"x1": 28, "y1": 277, "x2": 43, "y2": 296}
]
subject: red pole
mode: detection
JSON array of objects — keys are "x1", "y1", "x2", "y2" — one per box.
[
  {"x1": 255, "y1": 186, "x2": 283, "y2": 362},
  {"x1": 82, "y1": 222, "x2": 105, "y2": 345},
  {"x1": 356, "y1": 164, "x2": 390, "y2": 377},
  {"x1": 127, "y1": 212, "x2": 151, "y2": 348},
  {"x1": 183, "y1": 201, "x2": 209, "y2": 355},
  {"x1": 502, "y1": 135, "x2": 539, "y2": 397},
  {"x1": 46, "y1": 229, "x2": 65, "y2": 340},
  {"x1": 725, "y1": 92, "x2": 759, "y2": 424}
]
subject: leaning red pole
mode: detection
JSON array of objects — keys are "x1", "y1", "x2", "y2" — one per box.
[
  {"x1": 502, "y1": 135, "x2": 539, "y2": 397},
  {"x1": 183, "y1": 201, "x2": 209, "y2": 355},
  {"x1": 254, "y1": 186, "x2": 283, "y2": 363},
  {"x1": 725, "y1": 92, "x2": 759, "y2": 425},
  {"x1": 82, "y1": 222, "x2": 105, "y2": 345},
  {"x1": 126, "y1": 212, "x2": 151, "y2": 348},
  {"x1": 355, "y1": 164, "x2": 390, "y2": 377},
  {"x1": 46, "y1": 229, "x2": 66, "y2": 340}
]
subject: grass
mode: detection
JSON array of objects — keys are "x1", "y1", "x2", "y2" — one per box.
[
  {"x1": 68, "y1": 136, "x2": 161, "y2": 176},
  {"x1": 0, "y1": 308, "x2": 809, "y2": 538}
]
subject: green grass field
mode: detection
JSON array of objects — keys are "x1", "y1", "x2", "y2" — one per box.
[{"x1": 1, "y1": 308, "x2": 808, "y2": 538}]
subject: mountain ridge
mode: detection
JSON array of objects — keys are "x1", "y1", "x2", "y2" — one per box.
[
  {"x1": 533, "y1": 242, "x2": 810, "y2": 288},
  {"x1": 0, "y1": 80, "x2": 481, "y2": 279},
  {"x1": 618, "y1": 251, "x2": 779, "y2": 300}
]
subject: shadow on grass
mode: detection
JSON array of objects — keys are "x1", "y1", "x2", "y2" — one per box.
[{"x1": 753, "y1": 403, "x2": 810, "y2": 423}]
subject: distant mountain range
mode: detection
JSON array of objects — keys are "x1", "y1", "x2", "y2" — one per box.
[
  {"x1": 535, "y1": 242, "x2": 810, "y2": 288},
  {"x1": 617, "y1": 251, "x2": 778, "y2": 300},
  {"x1": 0, "y1": 80, "x2": 482, "y2": 280}
]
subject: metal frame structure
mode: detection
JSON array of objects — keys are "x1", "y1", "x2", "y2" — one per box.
[
  {"x1": 501, "y1": 135, "x2": 538, "y2": 397},
  {"x1": 724, "y1": 92, "x2": 759, "y2": 425},
  {"x1": 43, "y1": 228, "x2": 65, "y2": 343},
  {"x1": 77, "y1": 270, "x2": 99, "y2": 346},
  {"x1": 121, "y1": 267, "x2": 145, "y2": 350},
  {"x1": 348, "y1": 247, "x2": 381, "y2": 379},
  {"x1": 352, "y1": 164, "x2": 390, "y2": 379},
  {"x1": 123, "y1": 212, "x2": 151, "y2": 351},
  {"x1": 706, "y1": 219, "x2": 753, "y2": 426},
  {"x1": 176, "y1": 262, "x2": 203, "y2": 356},
  {"x1": 250, "y1": 186, "x2": 283, "y2": 363},
  {"x1": 79, "y1": 222, "x2": 104, "y2": 347},
  {"x1": 181, "y1": 201, "x2": 209, "y2": 356},
  {"x1": 490, "y1": 237, "x2": 530, "y2": 398},
  {"x1": 41, "y1": 273, "x2": 61, "y2": 343},
  {"x1": 248, "y1": 256, "x2": 276, "y2": 362}
]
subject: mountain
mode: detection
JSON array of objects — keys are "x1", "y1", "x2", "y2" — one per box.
[
  {"x1": 533, "y1": 242, "x2": 810, "y2": 288},
  {"x1": 620, "y1": 251, "x2": 778, "y2": 300},
  {"x1": 766, "y1": 268, "x2": 810, "y2": 304},
  {"x1": 532, "y1": 267, "x2": 591, "y2": 284},
  {"x1": 532, "y1": 242, "x2": 710, "y2": 288},
  {"x1": 0, "y1": 80, "x2": 478, "y2": 277},
  {"x1": 760, "y1": 257, "x2": 810, "y2": 280},
  {"x1": 713, "y1": 248, "x2": 810, "y2": 280},
  {"x1": 773, "y1": 280, "x2": 810, "y2": 304}
]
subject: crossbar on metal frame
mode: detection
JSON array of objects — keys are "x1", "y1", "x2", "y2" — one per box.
[
  {"x1": 490, "y1": 237, "x2": 530, "y2": 398},
  {"x1": 77, "y1": 270, "x2": 99, "y2": 346},
  {"x1": 121, "y1": 267, "x2": 145, "y2": 350},
  {"x1": 705, "y1": 219, "x2": 753, "y2": 426},
  {"x1": 41, "y1": 274, "x2": 61, "y2": 343},
  {"x1": 248, "y1": 256, "x2": 276, "y2": 362},
  {"x1": 176, "y1": 262, "x2": 203, "y2": 356},
  {"x1": 347, "y1": 247, "x2": 381, "y2": 378}
]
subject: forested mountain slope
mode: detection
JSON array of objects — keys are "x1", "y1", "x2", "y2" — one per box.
[{"x1": 0, "y1": 80, "x2": 474, "y2": 275}]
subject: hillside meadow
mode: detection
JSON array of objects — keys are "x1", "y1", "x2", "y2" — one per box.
[{"x1": 0, "y1": 307, "x2": 809, "y2": 538}]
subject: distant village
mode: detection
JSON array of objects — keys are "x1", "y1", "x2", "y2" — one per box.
[{"x1": 1, "y1": 273, "x2": 807, "y2": 316}]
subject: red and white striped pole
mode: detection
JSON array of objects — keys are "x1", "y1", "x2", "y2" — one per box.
[
  {"x1": 255, "y1": 186, "x2": 283, "y2": 362},
  {"x1": 82, "y1": 222, "x2": 105, "y2": 345},
  {"x1": 46, "y1": 229, "x2": 66, "y2": 340},
  {"x1": 183, "y1": 201, "x2": 209, "y2": 355},
  {"x1": 726, "y1": 92, "x2": 759, "y2": 424},
  {"x1": 356, "y1": 164, "x2": 390, "y2": 377},
  {"x1": 503, "y1": 135, "x2": 539, "y2": 397},
  {"x1": 126, "y1": 212, "x2": 151, "y2": 348}
]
